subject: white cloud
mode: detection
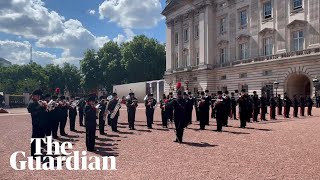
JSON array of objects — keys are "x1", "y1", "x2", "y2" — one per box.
[
  {"x1": 88, "y1": 9, "x2": 96, "y2": 15},
  {"x1": 0, "y1": 40, "x2": 56, "y2": 66},
  {"x1": 0, "y1": 0, "x2": 111, "y2": 66},
  {"x1": 36, "y1": 19, "x2": 110, "y2": 58},
  {"x1": 99, "y1": 0, "x2": 163, "y2": 29},
  {"x1": 113, "y1": 28, "x2": 136, "y2": 44}
]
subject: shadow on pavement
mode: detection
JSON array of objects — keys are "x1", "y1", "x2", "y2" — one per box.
[{"x1": 183, "y1": 142, "x2": 218, "y2": 148}]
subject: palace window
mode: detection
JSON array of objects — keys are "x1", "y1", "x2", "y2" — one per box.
[
  {"x1": 220, "y1": 17, "x2": 226, "y2": 33},
  {"x1": 263, "y1": 70, "x2": 272, "y2": 76},
  {"x1": 240, "y1": 73, "x2": 247, "y2": 78},
  {"x1": 194, "y1": 25, "x2": 199, "y2": 39},
  {"x1": 196, "y1": 50, "x2": 200, "y2": 65},
  {"x1": 293, "y1": 31, "x2": 304, "y2": 51},
  {"x1": 220, "y1": 48, "x2": 227, "y2": 64},
  {"x1": 293, "y1": 0, "x2": 302, "y2": 10},
  {"x1": 175, "y1": 32, "x2": 179, "y2": 45},
  {"x1": 263, "y1": 37, "x2": 273, "y2": 56},
  {"x1": 174, "y1": 53, "x2": 178, "y2": 69},
  {"x1": 184, "y1": 28, "x2": 189, "y2": 42},
  {"x1": 239, "y1": 10, "x2": 247, "y2": 27},
  {"x1": 239, "y1": 42, "x2": 248, "y2": 60},
  {"x1": 183, "y1": 49, "x2": 189, "y2": 67},
  {"x1": 263, "y1": 1, "x2": 272, "y2": 19},
  {"x1": 221, "y1": 75, "x2": 227, "y2": 80}
]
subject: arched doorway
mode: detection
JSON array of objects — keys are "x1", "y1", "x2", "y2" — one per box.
[{"x1": 286, "y1": 73, "x2": 311, "y2": 99}]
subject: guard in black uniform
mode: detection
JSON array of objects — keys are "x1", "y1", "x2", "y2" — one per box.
[
  {"x1": 231, "y1": 92, "x2": 237, "y2": 120},
  {"x1": 204, "y1": 90, "x2": 211, "y2": 125},
  {"x1": 252, "y1": 91, "x2": 260, "y2": 122},
  {"x1": 44, "y1": 94, "x2": 51, "y2": 136},
  {"x1": 68, "y1": 96, "x2": 78, "y2": 132},
  {"x1": 27, "y1": 89, "x2": 46, "y2": 158},
  {"x1": 126, "y1": 92, "x2": 138, "y2": 130},
  {"x1": 277, "y1": 94, "x2": 283, "y2": 115},
  {"x1": 198, "y1": 92, "x2": 207, "y2": 130},
  {"x1": 306, "y1": 96, "x2": 314, "y2": 116},
  {"x1": 50, "y1": 95, "x2": 59, "y2": 139},
  {"x1": 194, "y1": 92, "x2": 200, "y2": 121},
  {"x1": 78, "y1": 97, "x2": 85, "y2": 126},
  {"x1": 223, "y1": 91, "x2": 231, "y2": 126},
  {"x1": 293, "y1": 95, "x2": 299, "y2": 118},
  {"x1": 260, "y1": 93, "x2": 267, "y2": 121},
  {"x1": 59, "y1": 96, "x2": 68, "y2": 136},
  {"x1": 108, "y1": 93, "x2": 120, "y2": 132},
  {"x1": 145, "y1": 94, "x2": 157, "y2": 129},
  {"x1": 160, "y1": 94, "x2": 168, "y2": 128},
  {"x1": 185, "y1": 92, "x2": 194, "y2": 125},
  {"x1": 214, "y1": 91, "x2": 225, "y2": 132},
  {"x1": 270, "y1": 95, "x2": 277, "y2": 120},
  {"x1": 167, "y1": 92, "x2": 174, "y2": 122},
  {"x1": 211, "y1": 93, "x2": 216, "y2": 119},
  {"x1": 283, "y1": 93, "x2": 291, "y2": 118},
  {"x1": 98, "y1": 98, "x2": 107, "y2": 135},
  {"x1": 299, "y1": 95, "x2": 306, "y2": 116},
  {"x1": 237, "y1": 89, "x2": 248, "y2": 128},
  {"x1": 84, "y1": 96, "x2": 97, "y2": 152},
  {"x1": 167, "y1": 90, "x2": 187, "y2": 143}
]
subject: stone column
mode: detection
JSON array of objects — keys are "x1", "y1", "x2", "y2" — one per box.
[
  {"x1": 23, "y1": 93, "x2": 30, "y2": 105},
  {"x1": 189, "y1": 11, "x2": 195, "y2": 66},
  {"x1": 166, "y1": 20, "x2": 173, "y2": 71},
  {"x1": 198, "y1": 7, "x2": 206, "y2": 65},
  {"x1": 156, "y1": 81, "x2": 160, "y2": 102},
  {"x1": 178, "y1": 16, "x2": 184, "y2": 68},
  {"x1": 4, "y1": 94, "x2": 9, "y2": 107}
]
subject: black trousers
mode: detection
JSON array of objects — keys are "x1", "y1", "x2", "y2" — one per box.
[
  {"x1": 300, "y1": 107, "x2": 305, "y2": 116},
  {"x1": 186, "y1": 109, "x2": 192, "y2": 124},
  {"x1": 222, "y1": 109, "x2": 230, "y2": 126},
  {"x1": 109, "y1": 115, "x2": 118, "y2": 132},
  {"x1": 240, "y1": 112, "x2": 247, "y2": 128},
  {"x1": 79, "y1": 111, "x2": 84, "y2": 126},
  {"x1": 205, "y1": 109, "x2": 209, "y2": 125},
  {"x1": 232, "y1": 106, "x2": 237, "y2": 119},
  {"x1": 146, "y1": 110, "x2": 154, "y2": 128},
  {"x1": 45, "y1": 116, "x2": 52, "y2": 136},
  {"x1": 31, "y1": 123, "x2": 45, "y2": 157},
  {"x1": 253, "y1": 108, "x2": 259, "y2": 121},
  {"x1": 128, "y1": 111, "x2": 136, "y2": 129},
  {"x1": 99, "y1": 116, "x2": 105, "y2": 134},
  {"x1": 293, "y1": 107, "x2": 298, "y2": 117},
  {"x1": 86, "y1": 124, "x2": 96, "y2": 151},
  {"x1": 211, "y1": 108, "x2": 215, "y2": 119},
  {"x1": 308, "y1": 106, "x2": 312, "y2": 116},
  {"x1": 285, "y1": 107, "x2": 290, "y2": 118},
  {"x1": 278, "y1": 106, "x2": 282, "y2": 115},
  {"x1": 52, "y1": 117, "x2": 59, "y2": 138},
  {"x1": 199, "y1": 110, "x2": 206, "y2": 129},
  {"x1": 195, "y1": 108, "x2": 200, "y2": 121},
  {"x1": 69, "y1": 115, "x2": 76, "y2": 131},
  {"x1": 216, "y1": 117, "x2": 223, "y2": 131},
  {"x1": 176, "y1": 128, "x2": 184, "y2": 142},
  {"x1": 270, "y1": 107, "x2": 276, "y2": 119},
  {"x1": 161, "y1": 111, "x2": 167, "y2": 127},
  {"x1": 317, "y1": 102, "x2": 320, "y2": 108},
  {"x1": 59, "y1": 116, "x2": 67, "y2": 135},
  {"x1": 260, "y1": 107, "x2": 266, "y2": 120}
]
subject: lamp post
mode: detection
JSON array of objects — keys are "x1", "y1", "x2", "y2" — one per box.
[
  {"x1": 313, "y1": 77, "x2": 319, "y2": 98},
  {"x1": 273, "y1": 80, "x2": 279, "y2": 97}
]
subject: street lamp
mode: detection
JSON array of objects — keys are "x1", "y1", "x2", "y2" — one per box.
[
  {"x1": 273, "y1": 80, "x2": 279, "y2": 97},
  {"x1": 313, "y1": 76, "x2": 319, "y2": 97}
]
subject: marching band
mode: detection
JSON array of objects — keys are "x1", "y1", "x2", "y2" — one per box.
[{"x1": 28, "y1": 85, "x2": 317, "y2": 156}]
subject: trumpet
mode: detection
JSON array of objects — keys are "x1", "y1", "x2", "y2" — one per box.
[
  {"x1": 47, "y1": 100, "x2": 58, "y2": 111},
  {"x1": 212, "y1": 99, "x2": 223, "y2": 109}
]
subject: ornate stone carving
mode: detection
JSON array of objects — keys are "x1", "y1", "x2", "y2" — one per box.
[
  {"x1": 218, "y1": 40, "x2": 229, "y2": 47},
  {"x1": 236, "y1": 34, "x2": 251, "y2": 41},
  {"x1": 259, "y1": 28, "x2": 276, "y2": 36}
]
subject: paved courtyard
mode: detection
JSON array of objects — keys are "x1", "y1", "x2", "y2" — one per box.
[{"x1": 0, "y1": 106, "x2": 320, "y2": 180}]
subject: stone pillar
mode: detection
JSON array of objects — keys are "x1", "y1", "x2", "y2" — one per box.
[
  {"x1": 166, "y1": 20, "x2": 173, "y2": 71},
  {"x1": 156, "y1": 81, "x2": 160, "y2": 102},
  {"x1": 198, "y1": 7, "x2": 206, "y2": 65},
  {"x1": 178, "y1": 16, "x2": 184, "y2": 68},
  {"x1": 189, "y1": 11, "x2": 195, "y2": 66},
  {"x1": 4, "y1": 94, "x2": 9, "y2": 107},
  {"x1": 23, "y1": 93, "x2": 30, "y2": 105}
]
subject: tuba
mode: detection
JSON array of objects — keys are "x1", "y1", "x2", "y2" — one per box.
[{"x1": 110, "y1": 99, "x2": 121, "y2": 119}]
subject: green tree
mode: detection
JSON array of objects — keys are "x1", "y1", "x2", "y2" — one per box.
[
  {"x1": 121, "y1": 35, "x2": 165, "y2": 83},
  {"x1": 80, "y1": 49, "x2": 101, "y2": 92},
  {"x1": 97, "y1": 41, "x2": 126, "y2": 92},
  {"x1": 44, "y1": 64, "x2": 65, "y2": 94},
  {"x1": 62, "y1": 63, "x2": 81, "y2": 94}
]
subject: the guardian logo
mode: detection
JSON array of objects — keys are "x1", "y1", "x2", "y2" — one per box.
[{"x1": 10, "y1": 136, "x2": 117, "y2": 170}]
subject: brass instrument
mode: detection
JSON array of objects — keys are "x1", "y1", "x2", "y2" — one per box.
[
  {"x1": 47, "y1": 100, "x2": 58, "y2": 111},
  {"x1": 110, "y1": 99, "x2": 121, "y2": 119},
  {"x1": 212, "y1": 99, "x2": 223, "y2": 109},
  {"x1": 95, "y1": 103, "x2": 101, "y2": 117}
]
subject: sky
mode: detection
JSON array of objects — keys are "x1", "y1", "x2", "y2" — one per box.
[{"x1": 0, "y1": 0, "x2": 167, "y2": 66}]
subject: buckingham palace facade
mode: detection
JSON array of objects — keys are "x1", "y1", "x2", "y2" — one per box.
[{"x1": 162, "y1": 0, "x2": 320, "y2": 99}]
